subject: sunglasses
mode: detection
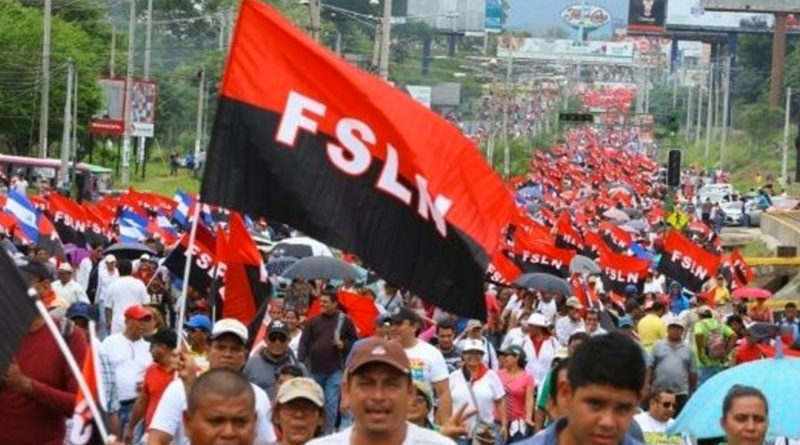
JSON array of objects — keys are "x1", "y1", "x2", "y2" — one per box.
[
  {"x1": 661, "y1": 402, "x2": 675, "y2": 409},
  {"x1": 268, "y1": 334, "x2": 288, "y2": 343}
]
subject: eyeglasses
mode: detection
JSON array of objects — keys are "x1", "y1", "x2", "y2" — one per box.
[{"x1": 268, "y1": 334, "x2": 288, "y2": 343}]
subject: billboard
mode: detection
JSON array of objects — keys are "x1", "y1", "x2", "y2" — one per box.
[
  {"x1": 498, "y1": 38, "x2": 635, "y2": 64},
  {"x1": 89, "y1": 78, "x2": 125, "y2": 135},
  {"x1": 405, "y1": 0, "x2": 487, "y2": 35},
  {"x1": 628, "y1": 0, "x2": 667, "y2": 34},
  {"x1": 485, "y1": 0, "x2": 503, "y2": 32},
  {"x1": 701, "y1": 0, "x2": 800, "y2": 13},
  {"x1": 666, "y1": 0, "x2": 774, "y2": 30},
  {"x1": 89, "y1": 78, "x2": 158, "y2": 137},
  {"x1": 131, "y1": 81, "x2": 157, "y2": 138}
]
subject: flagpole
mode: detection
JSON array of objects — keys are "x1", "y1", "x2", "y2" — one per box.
[
  {"x1": 32, "y1": 298, "x2": 110, "y2": 443},
  {"x1": 176, "y1": 198, "x2": 202, "y2": 338}
]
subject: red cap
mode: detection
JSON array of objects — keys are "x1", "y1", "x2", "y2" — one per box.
[{"x1": 124, "y1": 305, "x2": 151, "y2": 320}]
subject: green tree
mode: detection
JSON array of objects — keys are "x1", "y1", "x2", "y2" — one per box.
[{"x1": 0, "y1": 1, "x2": 104, "y2": 155}]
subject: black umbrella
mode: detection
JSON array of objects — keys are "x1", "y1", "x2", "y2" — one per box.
[
  {"x1": 513, "y1": 273, "x2": 572, "y2": 295},
  {"x1": 622, "y1": 208, "x2": 643, "y2": 218},
  {"x1": 282, "y1": 256, "x2": 359, "y2": 280},
  {"x1": 569, "y1": 255, "x2": 601, "y2": 275},
  {"x1": 103, "y1": 242, "x2": 156, "y2": 261}
]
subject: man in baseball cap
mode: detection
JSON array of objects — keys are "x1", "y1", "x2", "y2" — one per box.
[
  {"x1": 244, "y1": 319, "x2": 306, "y2": 399},
  {"x1": 148, "y1": 318, "x2": 277, "y2": 445},
  {"x1": 308, "y1": 338, "x2": 453, "y2": 445}
]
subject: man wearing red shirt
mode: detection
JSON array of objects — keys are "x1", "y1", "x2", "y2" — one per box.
[
  {"x1": 0, "y1": 261, "x2": 88, "y2": 445},
  {"x1": 124, "y1": 328, "x2": 177, "y2": 444}
]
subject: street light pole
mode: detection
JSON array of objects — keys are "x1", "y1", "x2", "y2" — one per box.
[
  {"x1": 308, "y1": 0, "x2": 321, "y2": 42},
  {"x1": 39, "y1": 0, "x2": 52, "y2": 158},
  {"x1": 378, "y1": 0, "x2": 392, "y2": 79},
  {"x1": 121, "y1": 0, "x2": 136, "y2": 186},
  {"x1": 782, "y1": 87, "x2": 792, "y2": 183}
]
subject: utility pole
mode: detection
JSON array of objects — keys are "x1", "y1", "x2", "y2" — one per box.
[
  {"x1": 110, "y1": 24, "x2": 116, "y2": 77},
  {"x1": 503, "y1": 53, "x2": 512, "y2": 179},
  {"x1": 695, "y1": 85, "x2": 703, "y2": 145},
  {"x1": 720, "y1": 55, "x2": 731, "y2": 167},
  {"x1": 138, "y1": 0, "x2": 153, "y2": 178},
  {"x1": 71, "y1": 66, "x2": 79, "y2": 198},
  {"x1": 378, "y1": 0, "x2": 392, "y2": 79},
  {"x1": 38, "y1": 0, "x2": 52, "y2": 158},
  {"x1": 685, "y1": 84, "x2": 693, "y2": 140},
  {"x1": 672, "y1": 65, "x2": 678, "y2": 109},
  {"x1": 59, "y1": 60, "x2": 73, "y2": 186},
  {"x1": 308, "y1": 0, "x2": 321, "y2": 42},
  {"x1": 704, "y1": 63, "x2": 714, "y2": 157},
  {"x1": 782, "y1": 87, "x2": 792, "y2": 183},
  {"x1": 194, "y1": 65, "x2": 205, "y2": 178},
  {"x1": 121, "y1": 0, "x2": 136, "y2": 186}
]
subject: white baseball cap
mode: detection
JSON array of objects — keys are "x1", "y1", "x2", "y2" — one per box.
[
  {"x1": 461, "y1": 338, "x2": 485, "y2": 353},
  {"x1": 276, "y1": 377, "x2": 325, "y2": 408},
  {"x1": 211, "y1": 318, "x2": 249, "y2": 343},
  {"x1": 104, "y1": 254, "x2": 117, "y2": 263},
  {"x1": 57, "y1": 262, "x2": 73, "y2": 272}
]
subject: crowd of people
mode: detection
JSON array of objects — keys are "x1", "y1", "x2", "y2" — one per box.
[{"x1": 0, "y1": 84, "x2": 795, "y2": 445}]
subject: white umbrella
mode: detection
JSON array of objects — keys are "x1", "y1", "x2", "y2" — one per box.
[{"x1": 272, "y1": 236, "x2": 333, "y2": 258}]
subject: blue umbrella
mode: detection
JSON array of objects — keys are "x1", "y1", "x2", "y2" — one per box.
[
  {"x1": 518, "y1": 185, "x2": 542, "y2": 199},
  {"x1": 667, "y1": 353, "x2": 800, "y2": 440}
]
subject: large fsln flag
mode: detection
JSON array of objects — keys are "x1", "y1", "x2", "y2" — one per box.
[
  {"x1": 0, "y1": 248, "x2": 37, "y2": 376},
  {"x1": 200, "y1": 0, "x2": 515, "y2": 319},
  {"x1": 658, "y1": 229, "x2": 721, "y2": 293}
]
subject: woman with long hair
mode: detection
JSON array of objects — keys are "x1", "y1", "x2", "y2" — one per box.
[
  {"x1": 497, "y1": 345, "x2": 535, "y2": 443},
  {"x1": 284, "y1": 308, "x2": 303, "y2": 356}
]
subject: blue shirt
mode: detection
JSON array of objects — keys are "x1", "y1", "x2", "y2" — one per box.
[
  {"x1": 517, "y1": 418, "x2": 645, "y2": 445},
  {"x1": 669, "y1": 295, "x2": 690, "y2": 315}
]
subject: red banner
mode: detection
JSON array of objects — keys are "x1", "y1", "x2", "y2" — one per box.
[{"x1": 658, "y1": 230, "x2": 721, "y2": 293}]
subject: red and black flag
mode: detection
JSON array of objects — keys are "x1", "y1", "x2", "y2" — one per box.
[
  {"x1": 199, "y1": 0, "x2": 514, "y2": 319},
  {"x1": 47, "y1": 193, "x2": 88, "y2": 246},
  {"x1": 512, "y1": 238, "x2": 575, "y2": 278},
  {"x1": 0, "y1": 247, "x2": 37, "y2": 376},
  {"x1": 719, "y1": 250, "x2": 755, "y2": 290},
  {"x1": 554, "y1": 211, "x2": 583, "y2": 252},
  {"x1": 162, "y1": 224, "x2": 217, "y2": 296},
  {"x1": 598, "y1": 249, "x2": 651, "y2": 295},
  {"x1": 658, "y1": 229, "x2": 721, "y2": 293},
  {"x1": 582, "y1": 230, "x2": 611, "y2": 260},
  {"x1": 599, "y1": 221, "x2": 632, "y2": 253},
  {"x1": 212, "y1": 213, "x2": 270, "y2": 325}
]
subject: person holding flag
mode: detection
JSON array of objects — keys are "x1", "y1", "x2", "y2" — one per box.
[{"x1": 0, "y1": 260, "x2": 88, "y2": 445}]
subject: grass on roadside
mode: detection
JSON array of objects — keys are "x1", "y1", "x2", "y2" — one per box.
[{"x1": 741, "y1": 238, "x2": 771, "y2": 257}]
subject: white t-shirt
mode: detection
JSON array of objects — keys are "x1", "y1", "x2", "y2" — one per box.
[
  {"x1": 149, "y1": 378, "x2": 276, "y2": 445},
  {"x1": 104, "y1": 276, "x2": 150, "y2": 334},
  {"x1": 306, "y1": 422, "x2": 455, "y2": 445},
  {"x1": 633, "y1": 411, "x2": 675, "y2": 433},
  {"x1": 76, "y1": 257, "x2": 93, "y2": 290},
  {"x1": 448, "y1": 368, "x2": 505, "y2": 434},
  {"x1": 536, "y1": 299, "x2": 558, "y2": 323},
  {"x1": 644, "y1": 280, "x2": 664, "y2": 295},
  {"x1": 501, "y1": 327, "x2": 526, "y2": 350},
  {"x1": 100, "y1": 333, "x2": 152, "y2": 401},
  {"x1": 96, "y1": 266, "x2": 119, "y2": 306},
  {"x1": 52, "y1": 280, "x2": 89, "y2": 305},
  {"x1": 404, "y1": 340, "x2": 449, "y2": 386}
]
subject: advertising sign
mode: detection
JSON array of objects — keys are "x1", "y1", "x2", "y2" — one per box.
[
  {"x1": 701, "y1": 0, "x2": 800, "y2": 14},
  {"x1": 89, "y1": 78, "x2": 125, "y2": 135},
  {"x1": 498, "y1": 38, "x2": 635, "y2": 64},
  {"x1": 485, "y1": 0, "x2": 503, "y2": 32},
  {"x1": 561, "y1": 4, "x2": 612, "y2": 30},
  {"x1": 405, "y1": 85, "x2": 432, "y2": 108},
  {"x1": 131, "y1": 81, "x2": 157, "y2": 138},
  {"x1": 405, "y1": 0, "x2": 487, "y2": 34},
  {"x1": 666, "y1": 0, "x2": 775, "y2": 31},
  {"x1": 628, "y1": 0, "x2": 667, "y2": 34}
]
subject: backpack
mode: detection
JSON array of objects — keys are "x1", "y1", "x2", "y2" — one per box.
[{"x1": 705, "y1": 321, "x2": 727, "y2": 360}]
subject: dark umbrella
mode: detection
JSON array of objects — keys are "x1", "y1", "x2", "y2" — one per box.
[
  {"x1": 103, "y1": 242, "x2": 156, "y2": 261},
  {"x1": 622, "y1": 208, "x2": 643, "y2": 218},
  {"x1": 570, "y1": 255, "x2": 601, "y2": 275},
  {"x1": 514, "y1": 273, "x2": 572, "y2": 295},
  {"x1": 266, "y1": 256, "x2": 298, "y2": 276},
  {"x1": 282, "y1": 256, "x2": 359, "y2": 280}
]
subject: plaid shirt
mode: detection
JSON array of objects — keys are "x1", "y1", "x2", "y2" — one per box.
[{"x1": 98, "y1": 353, "x2": 120, "y2": 413}]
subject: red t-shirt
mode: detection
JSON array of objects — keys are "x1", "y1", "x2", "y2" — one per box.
[
  {"x1": 143, "y1": 363, "x2": 174, "y2": 426},
  {"x1": 0, "y1": 321, "x2": 88, "y2": 445},
  {"x1": 735, "y1": 342, "x2": 765, "y2": 364}
]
